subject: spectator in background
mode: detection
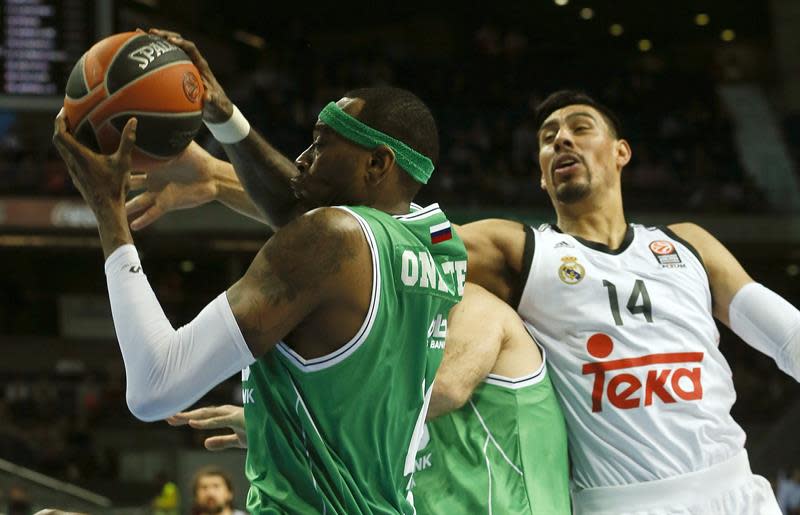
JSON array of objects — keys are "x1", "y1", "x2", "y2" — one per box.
[
  {"x1": 191, "y1": 467, "x2": 246, "y2": 515},
  {"x1": 3, "y1": 485, "x2": 31, "y2": 515},
  {"x1": 778, "y1": 468, "x2": 800, "y2": 514}
]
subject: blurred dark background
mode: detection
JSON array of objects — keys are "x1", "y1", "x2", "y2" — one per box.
[{"x1": 2, "y1": 0, "x2": 800, "y2": 512}]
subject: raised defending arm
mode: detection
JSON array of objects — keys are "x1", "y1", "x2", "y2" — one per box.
[{"x1": 670, "y1": 222, "x2": 800, "y2": 381}]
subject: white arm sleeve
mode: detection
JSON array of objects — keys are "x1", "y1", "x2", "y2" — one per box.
[
  {"x1": 105, "y1": 244, "x2": 255, "y2": 422},
  {"x1": 729, "y1": 282, "x2": 800, "y2": 381}
]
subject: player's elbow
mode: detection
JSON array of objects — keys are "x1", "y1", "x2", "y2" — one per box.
[
  {"x1": 126, "y1": 389, "x2": 167, "y2": 422},
  {"x1": 432, "y1": 379, "x2": 472, "y2": 414}
]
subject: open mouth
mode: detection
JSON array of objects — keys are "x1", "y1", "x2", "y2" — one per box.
[{"x1": 552, "y1": 154, "x2": 582, "y2": 176}]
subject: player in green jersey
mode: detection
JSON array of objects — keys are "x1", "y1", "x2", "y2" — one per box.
[
  {"x1": 415, "y1": 283, "x2": 570, "y2": 514},
  {"x1": 169, "y1": 282, "x2": 570, "y2": 514},
  {"x1": 117, "y1": 29, "x2": 567, "y2": 515},
  {"x1": 53, "y1": 30, "x2": 466, "y2": 514}
]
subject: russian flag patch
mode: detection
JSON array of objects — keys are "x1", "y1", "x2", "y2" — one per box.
[{"x1": 430, "y1": 221, "x2": 452, "y2": 244}]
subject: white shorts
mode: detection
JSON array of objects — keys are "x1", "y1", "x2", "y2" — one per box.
[{"x1": 572, "y1": 451, "x2": 780, "y2": 515}]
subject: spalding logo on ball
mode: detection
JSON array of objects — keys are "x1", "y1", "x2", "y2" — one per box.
[{"x1": 62, "y1": 31, "x2": 204, "y2": 167}]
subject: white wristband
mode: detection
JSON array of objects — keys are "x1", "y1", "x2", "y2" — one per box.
[{"x1": 204, "y1": 105, "x2": 251, "y2": 144}]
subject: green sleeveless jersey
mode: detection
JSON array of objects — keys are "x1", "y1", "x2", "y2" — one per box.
[
  {"x1": 242, "y1": 204, "x2": 467, "y2": 514},
  {"x1": 410, "y1": 357, "x2": 571, "y2": 514}
]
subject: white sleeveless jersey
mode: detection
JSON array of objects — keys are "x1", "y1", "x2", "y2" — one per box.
[{"x1": 516, "y1": 223, "x2": 746, "y2": 489}]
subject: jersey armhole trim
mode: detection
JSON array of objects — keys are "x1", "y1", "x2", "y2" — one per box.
[
  {"x1": 512, "y1": 224, "x2": 536, "y2": 311},
  {"x1": 484, "y1": 341, "x2": 547, "y2": 389},
  {"x1": 660, "y1": 225, "x2": 710, "y2": 276},
  {"x1": 276, "y1": 207, "x2": 381, "y2": 372}
]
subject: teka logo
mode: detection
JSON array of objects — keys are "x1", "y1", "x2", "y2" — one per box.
[{"x1": 581, "y1": 333, "x2": 704, "y2": 412}]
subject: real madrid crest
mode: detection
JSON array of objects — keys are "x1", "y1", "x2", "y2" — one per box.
[{"x1": 558, "y1": 256, "x2": 585, "y2": 285}]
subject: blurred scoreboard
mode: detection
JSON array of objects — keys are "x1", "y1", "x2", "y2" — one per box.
[{"x1": 0, "y1": 0, "x2": 112, "y2": 109}]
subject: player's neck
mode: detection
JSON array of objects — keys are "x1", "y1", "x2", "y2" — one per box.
[
  {"x1": 368, "y1": 191, "x2": 415, "y2": 215},
  {"x1": 555, "y1": 194, "x2": 628, "y2": 249}
]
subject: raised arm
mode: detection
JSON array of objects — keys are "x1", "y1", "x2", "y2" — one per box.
[
  {"x1": 150, "y1": 29, "x2": 305, "y2": 229},
  {"x1": 669, "y1": 222, "x2": 800, "y2": 381},
  {"x1": 53, "y1": 112, "x2": 368, "y2": 420}
]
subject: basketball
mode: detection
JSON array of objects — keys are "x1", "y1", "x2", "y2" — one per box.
[{"x1": 62, "y1": 31, "x2": 204, "y2": 167}]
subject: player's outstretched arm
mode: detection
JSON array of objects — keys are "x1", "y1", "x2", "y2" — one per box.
[
  {"x1": 126, "y1": 141, "x2": 266, "y2": 230},
  {"x1": 670, "y1": 222, "x2": 800, "y2": 381},
  {"x1": 428, "y1": 283, "x2": 539, "y2": 419},
  {"x1": 167, "y1": 405, "x2": 247, "y2": 451},
  {"x1": 52, "y1": 116, "x2": 368, "y2": 420},
  {"x1": 110, "y1": 208, "x2": 366, "y2": 421},
  {"x1": 150, "y1": 29, "x2": 305, "y2": 230},
  {"x1": 456, "y1": 219, "x2": 528, "y2": 305}
]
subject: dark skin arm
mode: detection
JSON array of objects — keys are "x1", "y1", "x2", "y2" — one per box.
[
  {"x1": 52, "y1": 113, "x2": 137, "y2": 258},
  {"x1": 149, "y1": 29, "x2": 304, "y2": 230},
  {"x1": 53, "y1": 112, "x2": 371, "y2": 362},
  {"x1": 227, "y1": 207, "x2": 371, "y2": 358}
]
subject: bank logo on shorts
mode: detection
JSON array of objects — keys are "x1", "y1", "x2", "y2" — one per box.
[
  {"x1": 649, "y1": 240, "x2": 682, "y2": 266},
  {"x1": 581, "y1": 333, "x2": 704, "y2": 412},
  {"x1": 558, "y1": 256, "x2": 585, "y2": 285}
]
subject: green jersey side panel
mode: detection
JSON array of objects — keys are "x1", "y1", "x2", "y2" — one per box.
[
  {"x1": 242, "y1": 204, "x2": 467, "y2": 514},
  {"x1": 411, "y1": 362, "x2": 570, "y2": 514}
]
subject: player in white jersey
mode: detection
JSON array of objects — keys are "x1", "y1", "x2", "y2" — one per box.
[{"x1": 456, "y1": 90, "x2": 796, "y2": 514}]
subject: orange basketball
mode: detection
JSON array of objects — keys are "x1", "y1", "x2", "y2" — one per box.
[{"x1": 63, "y1": 31, "x2": 204, "y2": 167}]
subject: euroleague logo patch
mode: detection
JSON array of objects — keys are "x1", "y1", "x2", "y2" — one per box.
[
  {"x1": 649, "y1": 240, "x2": 682, "y2": 267},
  {"x1": 182, "y1": 71, "x2": 201, "y2": 103},
  {"x1": 558, "y1": 256, "x2": 585, "y2": 285}
]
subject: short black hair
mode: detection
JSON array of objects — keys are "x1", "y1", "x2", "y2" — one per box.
[
  {"x1": 192, "y1": 466, "x2": 233, "y2": 496},
  {"x1": 344, "y1": 86, "x2": 440, "y2": 170},
  {"x1": 534, "y1": 90, "x2": 622, "y2": 138}
]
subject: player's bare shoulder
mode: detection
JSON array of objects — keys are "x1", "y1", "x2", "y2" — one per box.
[
  {"x1": 256, "y1": 207, "x2": 370, "y2": 297},
  {"x1": 667, "y1": 222, "x2": 712, "y2": 248},
  {"x1": 667, "y1": 222, "x2": 734, "y2": 268},
  {"x1": 456, "y1": 219, "x2": 528, "y2": 303},
  {"x1": 227, "y1": 206, "x2": 372, "y2": 355},
  {"x1": 667, "y1": 221, "x2": 752, "y2": 320}
]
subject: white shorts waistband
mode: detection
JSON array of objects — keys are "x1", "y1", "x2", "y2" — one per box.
[{"x1": 573, "y1": 451, "x2": 752, "y2": 513}]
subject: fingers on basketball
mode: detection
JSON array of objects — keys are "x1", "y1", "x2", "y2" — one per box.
[
  {"x1": 116, "y1": 118, "x2": 138, "y2": 164},
  {"x1": 149, "y1": 28, "x2": 181, "y2": 40}
]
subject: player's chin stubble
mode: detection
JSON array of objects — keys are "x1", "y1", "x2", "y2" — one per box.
[{"x1": 555, "y1": 180, "x2": 591, "y2": 204}]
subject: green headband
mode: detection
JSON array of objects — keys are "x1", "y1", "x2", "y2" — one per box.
[{"x1": 318, "y1": 102, "x2": 434, "y2": 184}]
